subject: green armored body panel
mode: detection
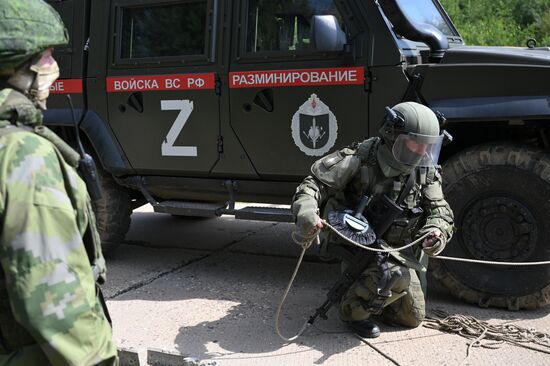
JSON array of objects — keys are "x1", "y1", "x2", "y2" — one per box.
[{"x1": 44, "y1": 0, "x2": 550, "y2": 310}]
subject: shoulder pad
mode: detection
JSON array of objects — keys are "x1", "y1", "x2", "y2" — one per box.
[
  {"x1": 311, "y1": 148, "x2": 360, "y2": 189},
  {"x1": 355, "y1": 137, "x2": 380, "y2": 166}
]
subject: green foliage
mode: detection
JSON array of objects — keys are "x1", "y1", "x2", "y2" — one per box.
[{"x1": 440, "y1": 0, "x2": 550, "y2": 47}]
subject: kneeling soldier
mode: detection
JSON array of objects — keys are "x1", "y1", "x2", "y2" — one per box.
[{"x1": 292, "y1": 102, "x2": 454, "y2": 338}]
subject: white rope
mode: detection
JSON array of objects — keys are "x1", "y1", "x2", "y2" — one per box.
[
  {"x1": 325, "y1": 221, "x2": 550, "y2": 266},
  {"x1": 274, "y1": 234, "x2": 313, "y2": 342},
  {"x1": 276, "y1": 219, "x2": 550, "y2": 343},
  {"x1": 323, "y1": 220, "x2": 430, "y2": 252},
  {"x1": 424, "y1": 310, "x2": 550, "y2": 365},
  {"x1": 432, "y1": 255, "x2": 550, "y2": 266},
  {"x1": 276, "y1": 225, "x2": 430, "y2": 342}
]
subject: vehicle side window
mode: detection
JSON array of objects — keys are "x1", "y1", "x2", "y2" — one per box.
[
  {"x1": 119, "y1": 0, "x2": 208, "y2": 60},
  {"x1": 246, "y1": 0, "x2": 344, "y2": 53}
]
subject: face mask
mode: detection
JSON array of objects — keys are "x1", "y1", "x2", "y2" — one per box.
[
  {"x1": 29, "y1": 59, "x2": 60, "y2": 110},
  {"x1": 5, "y1": 50, "x2": 59, "y2": 110}
]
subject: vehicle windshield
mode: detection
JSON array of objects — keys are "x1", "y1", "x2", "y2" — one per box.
[{"x1": 397, "y1": 0, "x2": 454, "y2": 37}]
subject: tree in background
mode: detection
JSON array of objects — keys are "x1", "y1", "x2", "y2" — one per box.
[{"x1": 441, "y1": 0, "x2": 550, "y2": 46}]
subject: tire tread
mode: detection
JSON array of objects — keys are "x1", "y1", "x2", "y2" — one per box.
[{"x1": 436, "y1": 143, "x2": 550, "y2": 310}]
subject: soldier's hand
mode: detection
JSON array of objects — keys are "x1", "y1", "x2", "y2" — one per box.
[
  {"x1": 307, "y1": 217, "x2": 324, "y2": 236},
  {"x1": 296, "y1": 210, "x2": 322, "y2": 237},
  {"x1": 422, "y1": 229, "x2": 444, "y2": 256},
  {"x1": 422, "y1": 229, "x2": 441, "y2": 247}
]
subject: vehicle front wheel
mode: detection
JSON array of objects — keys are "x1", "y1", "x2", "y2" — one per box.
[
  {"x1": 92, "y1": 167, "x2": 132, "y2": 252},
  {"x1": 432, "y1": 143, "x2": 550, "y2": 310}
]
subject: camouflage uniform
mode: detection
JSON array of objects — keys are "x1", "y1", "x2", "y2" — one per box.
[
  {"x1": 0, "y1": 92, "x2": 118, "y2": 366},
  {"x1": 292, "y1": 103, "x2": 454, "y2": 328},
  {"x1": 0, "y1": 1, "x2": 117, "y2": 365}
]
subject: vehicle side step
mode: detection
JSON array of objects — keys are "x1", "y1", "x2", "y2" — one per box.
[
  {"x1": 234, "y1": 206, "x2": 294, "y2": 222},
  {"x1": 153, "y1": 201, "x2": 225, "y2": 217},
  {"x1": 152, "y1": 201, "x2": 294, "y2": 222}
]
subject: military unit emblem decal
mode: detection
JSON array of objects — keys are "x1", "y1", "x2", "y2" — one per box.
[{"x1": 291, "y1": 94, "x2": 338, "y2": 156}]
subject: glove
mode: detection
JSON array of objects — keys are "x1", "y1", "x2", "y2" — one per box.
[
  {"x1": 423, "y1": 239, "x2": 445, "y2": 256},
  {"x1": 421, "y1": 229, "x2": 446, "y2": 257},
  {"x1": 296, "y1": 209, "x2": 321, "y2": 236}
]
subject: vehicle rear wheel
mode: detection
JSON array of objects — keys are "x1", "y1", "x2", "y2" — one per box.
[
  {"x1": 92, "y1": 167, "x2": 132, "y2": 252},
  {"x1": 432, "y1": 143, "x2": 550, "y2": 310}
]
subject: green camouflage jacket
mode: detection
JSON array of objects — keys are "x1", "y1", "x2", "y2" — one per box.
[
  {"x1": 292, "y1": 137, "x2": 454, "y2": 271},
  {"x1": 0, "y1": 89, "x2": 117, "y2": 366}
]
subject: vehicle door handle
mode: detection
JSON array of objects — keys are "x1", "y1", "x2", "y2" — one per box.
[
  {"x1": 252, "y1": 88, "x2": 274, "y2": 112},
  {"x1": 127, "y1": 92, "x2": 144, "y2": 113}
]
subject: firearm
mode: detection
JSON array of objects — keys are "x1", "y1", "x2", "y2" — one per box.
[
  {"x1": 308, "y1": 193, "x2": 407, "y2": 325},
  {"x1": 308, "y1": 243, "x2": 375, "y2": 324}
]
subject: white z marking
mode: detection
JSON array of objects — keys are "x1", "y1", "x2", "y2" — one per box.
[{"x1": 161, "y1": 99, "x2": 197, "y2": 157}]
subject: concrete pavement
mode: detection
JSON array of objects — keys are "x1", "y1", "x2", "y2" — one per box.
[{"x1": 103, "y1": 205, "x2": 550, "y2": 366}]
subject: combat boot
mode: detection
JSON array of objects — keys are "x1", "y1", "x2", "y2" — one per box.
[{"x1": 348, "y1": 320, "x2": 381, "y2": 338}]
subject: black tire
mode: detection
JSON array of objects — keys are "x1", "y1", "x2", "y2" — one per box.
[
  {"x1": 92, "y1": 167, "x2": 132, "y2": 252},
  {"x1": 432, "y1": 143, "x2": 550, "y2": 310}
]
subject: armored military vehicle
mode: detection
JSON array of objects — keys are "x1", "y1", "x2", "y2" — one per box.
[{"x1": 45, "y1": 0, "x2": 550, "y2": 310}]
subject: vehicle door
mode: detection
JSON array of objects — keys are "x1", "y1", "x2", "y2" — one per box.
[
  {"x1": 106, "y1": 0, "x2": 221, "y2": 176},
  {"x1": 229, "y1": 0, "x2": 368, "y2": 179}
]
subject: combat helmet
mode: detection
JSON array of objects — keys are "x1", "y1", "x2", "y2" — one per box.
[
  {"x1": 379, "y1": 101, "x2": 444, "y2": 167},
  {"x1": 0, "y1": 0, "x2": 68, "y2": 72}
]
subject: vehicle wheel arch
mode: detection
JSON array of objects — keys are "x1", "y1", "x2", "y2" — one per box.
[
  {"x1": 43, "y1": 108, "x2": 132, "y2": 175},
  {"x1": 45, "y1": 112, "x2": 135, "y2": 252}
]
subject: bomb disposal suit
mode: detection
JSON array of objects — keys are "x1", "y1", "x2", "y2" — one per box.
[
  {"x1": 0, "y1": 1, "x2": 117, "y2": 365},
  {"x1": 292, "y1": 102, "x2": 454, "y2": 335}
]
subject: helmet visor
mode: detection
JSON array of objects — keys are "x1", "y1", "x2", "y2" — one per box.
[{"x1": 392, "y1": 133, "x2": 444, "y2": 167}]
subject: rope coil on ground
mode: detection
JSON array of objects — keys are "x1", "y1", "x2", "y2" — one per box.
[{"x1": 424, "y1": 309, "x2": 550, "y2": 365}]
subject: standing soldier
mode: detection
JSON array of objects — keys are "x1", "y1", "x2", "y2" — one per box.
[
  {"x1": 0, "y1": 0, "x2": 118, "y2": 365},
  {"x1": 292, "y1": 102, "x2": 454, "y2": 338}
]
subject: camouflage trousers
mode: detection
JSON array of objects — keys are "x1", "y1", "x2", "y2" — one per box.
[{"x1": 339, "y1": 259, "x2": 425, "y2": 327}]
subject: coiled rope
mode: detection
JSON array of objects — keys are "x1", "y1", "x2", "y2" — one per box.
[{"x1": 424, "y1": 309, "x2": 550, "y2": 365}]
